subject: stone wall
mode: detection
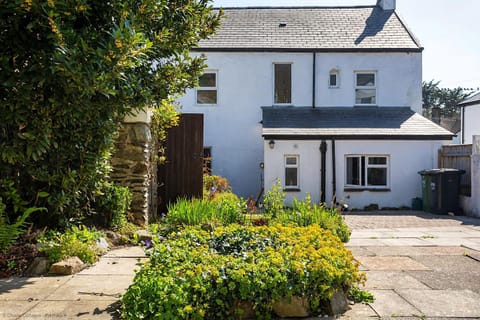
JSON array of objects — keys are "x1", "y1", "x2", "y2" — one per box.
[{"x1": 111, "y1": 122, "x2": 154, "y2": 225}]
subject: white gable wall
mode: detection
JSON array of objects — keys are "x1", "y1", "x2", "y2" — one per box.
[
  {"x1": 463, "y1": 104, "x2": 480, "y2": 144},
  {"x1": 178, "y1": 51, "x2": 423, "y2": 198}
]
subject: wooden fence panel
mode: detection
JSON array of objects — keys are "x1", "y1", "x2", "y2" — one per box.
[{"x1": 438, "y1": 144, "x2": 472, "y2": 196}]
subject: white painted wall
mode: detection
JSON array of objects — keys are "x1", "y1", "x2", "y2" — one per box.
[
  {"x1": 264, "y1": 139, "x2": 448, "y2": 209},
  {"x1": 177, "y1": 51, "x2": 423, "y2": 198},
  {"x1": 460, "y1": 135, "x2": 480, "y2": 217},
  {"x1": 463, "y1": 104, "x2": 480, "y2": 144}
]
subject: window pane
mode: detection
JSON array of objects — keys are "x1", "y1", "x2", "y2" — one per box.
[
  {"x1": 199, "y1": 73, "x2": 216, "y2": 87},
  {"x1": 355, "y1": 89, "x2": 376, "y2": 104},
  {"x1": 275, "y1": 64, "x2": 291, "y2": 104},
  {"x1": 285, "y1": 167, "x2": 297, "y2": 186},
  {"x1": 356, "y1": 73, "x2": 375, "y2": 86},
  {"x1": 329, "y1": 74, "x2": 337, "y2": 87},
  {"x1": 367, "y1": 168, "x2": 387, "y2": 186},
  {"x1": 197, "y1": 90, "x2": 217, "y2": 104},
  {"x1": 286, "y1": 156, "x2": 297, "y2": 165},
  {"x1": 368, "y1": 157, "x2": 387, "y2": 165},
  {"x1": 346, "y1": 157, "x2": 361, "y2": 185}
]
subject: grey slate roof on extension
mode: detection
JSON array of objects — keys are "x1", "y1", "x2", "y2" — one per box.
[
  {"x1": 459, "y1": 92, "x2": 480, "y2": 107},
  {"x1": 196, "y1": 6, "x2": 422, "y2": 51},
  {"x1": 262, "y1": 107, "x2": 453, "y2": 140}
]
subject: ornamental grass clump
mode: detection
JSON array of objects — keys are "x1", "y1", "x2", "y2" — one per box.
[
  {"x1": 122, "y1": 224, "x2": 364, "y2": 319},
  {"x1": 273, "y1": 194, "x2": 351, "y2": 242}
]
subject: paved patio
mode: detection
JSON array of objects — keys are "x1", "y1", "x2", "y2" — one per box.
[
  {"x1": 341, "y1": 210, "x2": 480, "y2": 320},
  {"x1": 1, "y1": 211, "x2": 480, "y2": 319}
]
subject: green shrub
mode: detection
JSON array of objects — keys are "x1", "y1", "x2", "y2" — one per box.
[
  {"x1": 210, "y1": 192, "x2": 246, "y2": 225},
  {"x1": 203, "y1": 174, "x2": 231, "y2": 198},
  {"x1": 273, "y1": 194, "x2": 351, "y2": 242},
  {"x1": 262, "y1": 179, "x2": 285, "y2": 217},
  {"x1": 95, "y1": 182, "x2": 132, "y2": 228},
  {"x1": 38, "y1": 225, "x2": 102, "y2": 264},
  {"x1": 122, "y1": 224, "x2": 363, "y2": 319}
]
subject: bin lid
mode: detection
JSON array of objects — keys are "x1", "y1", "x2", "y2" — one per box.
[{"x1": 418, "y1": 168, "x2": 466, "y2": 175}]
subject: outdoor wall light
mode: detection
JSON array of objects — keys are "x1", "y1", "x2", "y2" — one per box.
[{"x1": 268, "y1": 140, "x2": 275, "y2": 149}]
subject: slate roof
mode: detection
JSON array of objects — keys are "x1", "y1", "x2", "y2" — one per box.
[
  {"x1": 262, "y1": 107, "x2": 454, "y2": 140},
  {"x1": 459, "y1": 92, "x2": 480, "y2": 107},
  {"x1": 196, "y1": 6, "x2": 422, "y2": 51}
]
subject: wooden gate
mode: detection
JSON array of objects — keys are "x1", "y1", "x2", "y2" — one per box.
[
  {"x1": 438, "y1": 144, "x2": 472, "y2": 196},
  {"x1": 157, "y1": 113, "x2": 204, "y2": 215}
]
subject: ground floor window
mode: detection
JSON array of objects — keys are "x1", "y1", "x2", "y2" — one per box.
[
  {"x1": 284, "y1": 155, "x2": 299, "y2": 189},
  {"x1": 346, "y1": 155, "x2": 388, "y2": 188}
]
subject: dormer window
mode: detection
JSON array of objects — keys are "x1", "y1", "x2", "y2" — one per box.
[
  {"x1": 329, "y1": 69, "x2": 339, "y2": 88},
  {"x1": 355, "y1": 72, "x2": 376, "y2": 105}
]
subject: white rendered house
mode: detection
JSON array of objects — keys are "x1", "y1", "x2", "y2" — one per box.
[
  {"x1": 460, "y1": 92, "x2": 480, "y2": 144},
  {"x1": 177, "y1": 0, "x2": 453, "y2": 209}
]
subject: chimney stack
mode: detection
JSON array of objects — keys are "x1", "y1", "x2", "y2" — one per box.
[{"x1": 377, "y1": 0, "x2": 396, "y2": 10}]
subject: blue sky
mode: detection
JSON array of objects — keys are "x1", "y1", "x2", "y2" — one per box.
[{"x1": 211, "y1": 0, "x2": 480, "y2": 90}]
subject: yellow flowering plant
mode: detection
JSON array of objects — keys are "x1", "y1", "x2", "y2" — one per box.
[{"x1": 122, "y1": 224, "x2": 364, "y2": 319}]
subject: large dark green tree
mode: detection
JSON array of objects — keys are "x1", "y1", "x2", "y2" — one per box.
[
  {"x1": 0, "y1": 0, "x2": 220, "y2": 226},
  {"x1": 422, "y1": 80, "x2": 474, "y2": 119}
]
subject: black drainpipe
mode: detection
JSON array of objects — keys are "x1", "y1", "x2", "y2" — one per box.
[
  {"x1": 312, "y1": 52, "x2": 316, "y2": 108},
  {"x1": 320, "y1": 141, "x2": 327, "y2": 203},
  {"x1": 331, "y1": 139, "x2": 336, "y2": 204}
]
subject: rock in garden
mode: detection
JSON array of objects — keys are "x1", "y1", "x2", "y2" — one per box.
[
  {"x1": 105, "y1": 230, "x2": 123, "y2": 246},
  {"x1": 135, "y1": 229, "x2": 153, "y2": 242},
  {"x1": 96, "y1": 237, "x2": 109, "y2": 252},
  {"x1": 231, "y1": 300, "x2": 256, "y2": 319},
  {"x1": 273, "y1": 296, "x2": 310, "y2": 318},
  {"x1": 49, "y1": 256, "x2": 85, "y2": 275},
  {"x1": 25, "y1": 257, "x2": 51, "y2": 276},
  {"x1": 322, "y1": 289, "x2": 351, "y2": 316}
]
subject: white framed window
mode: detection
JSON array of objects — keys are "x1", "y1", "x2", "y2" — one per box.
[
  {"x1": 274, "y1": 63, "x2": 292, "y2": 104},
  {"x1": 284, "y1": 155, "x2": 299, "y2": 189},
  {"x1": 346, "y1": 155, "x2": 389, "y2": 188},
  {"x1": 355, "y1": 72, "x2": 376, "y2": 105},
  {"x1": 196, "y1": 71, "x2": 217, "y2": 104},
  {"x1": 329, "y1": 69, "x2": 339, "y2": 88}
]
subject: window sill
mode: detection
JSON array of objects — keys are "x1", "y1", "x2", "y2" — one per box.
[
  {"x1": 344, "y1": 188, "x2": 390, "y2": 192},
  {"x1": 283, "y1": 188, "x2": 301, "y2": 192}
]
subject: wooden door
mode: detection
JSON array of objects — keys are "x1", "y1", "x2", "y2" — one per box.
[{"x1": 157, "y1": 113, "x2": 204, "y2": 215}]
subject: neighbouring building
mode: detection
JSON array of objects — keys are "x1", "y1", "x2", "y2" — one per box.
[
  {"x1": 176, "y1": 0, "x2": 454, "y2": 209},
  {"x1": 460, "y1": 92, "x2": 480, "y2": 144}
]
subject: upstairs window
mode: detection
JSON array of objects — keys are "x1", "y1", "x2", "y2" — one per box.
[
  {"x1": 346, "y1": 155, "x2": 388, "y2": 188},
  {"x1": 274, "y1": 63, "x2": 292, "y2": 104},
  {"x1": 355, "y1": 72, "x2": 376, "y2": 105},
  {"x1": 284, "y1": 155, "x2": 299, "y2": 189},
  {"x1": 196, "y1": 72, "x2": 217, "y2": 104}
]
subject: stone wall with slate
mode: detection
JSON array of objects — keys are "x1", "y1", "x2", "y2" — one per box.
[{"x1": 111, "y1": 122, "x2": 154, "y2": 225}]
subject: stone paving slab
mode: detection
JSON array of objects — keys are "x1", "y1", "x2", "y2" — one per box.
[
  {"x1": 378, "y1": 238, "x2": 432, "y2": 246},
  {"x1": 359, "y1": 246, "x2": 468, "y2": 257},
  {"x1": 367, "y1": 289, "x2": 422, "y2": 318},
  {"x1": 345, "y1": 238, "x2": 387, "y2": 247},
  {"x1": 397, "y1": 289, "x2": 480, "y2": 318},
  {"x1": 356, "y1": 256, "x2": 430, "y2": 271},
  {"x1": 20, "y1": 300, "x2": 120, "y2": 319},
  {"x1": 0, "y1": 277, "x2": 70, "y2": 301},
  {"x1": 363, "y1": 271, "x2": 429, "y2": 290},
  {"x1": 103, "y1": 246, "x2": 145, "y2": 258},
  {"x1": 0, "y1": 300, "x2": 39, "y2": 319},
  {"x1": 410, "y1": 255, "x2": 480, "y2": 274},
  {"x1": 79, "y1": 257, "x2": 146, "y2": 276},
  {"x1": 47, "y1": 275, "x2": 134, "y2": 301},
  {"x1": 407, "y1": 270, "x2": 480, "y2": 294}
]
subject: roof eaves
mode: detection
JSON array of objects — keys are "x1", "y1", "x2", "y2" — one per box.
[{"x1": 192, "y1": 47, "x2": 424, "y2": 53}]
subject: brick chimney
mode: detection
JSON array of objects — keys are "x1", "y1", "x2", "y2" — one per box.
[{"x1": 377, "y1": 0, "x2": 396, "y2": 10}]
